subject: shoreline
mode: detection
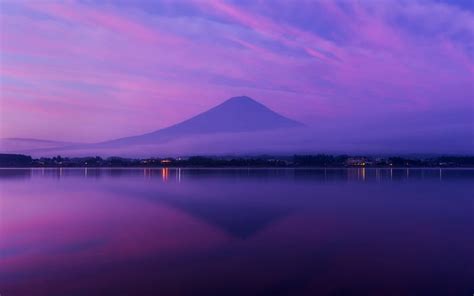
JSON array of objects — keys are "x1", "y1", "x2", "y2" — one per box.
[{"x1": 2, "y1": 166, "x2": 474, "y2": 169}]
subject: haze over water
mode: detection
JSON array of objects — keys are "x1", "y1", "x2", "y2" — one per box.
[{"x1": 1, "y1": 168, "x2": 473, "y2": 295}]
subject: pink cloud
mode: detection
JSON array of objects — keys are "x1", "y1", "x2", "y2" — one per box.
[{"x1": 0, "y1": 0, "x2": 472, "y2": 145}]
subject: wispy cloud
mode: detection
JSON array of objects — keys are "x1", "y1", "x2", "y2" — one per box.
[{"x1": 0, "y1": 0, "x2": 472, "y2": 146}]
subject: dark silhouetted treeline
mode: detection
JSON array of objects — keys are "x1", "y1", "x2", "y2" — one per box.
[
  {"x1": 0, "y1": 154, "x2": 33, "y2": 166},
  {"x1": 1, "y1": 153, "x2": 474, "y2": 168}
]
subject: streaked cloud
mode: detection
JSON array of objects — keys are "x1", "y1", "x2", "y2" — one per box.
[{"x1": 0, "y1": 0, "x2": 472, "y2": 147}]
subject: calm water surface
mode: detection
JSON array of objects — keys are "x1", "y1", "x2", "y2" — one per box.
[{"x1": 1, "y1": 168, "x2": 473, "y2": 296}]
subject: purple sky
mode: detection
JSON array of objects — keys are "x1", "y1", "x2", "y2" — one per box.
[{"x1": 0, "y1": 0, "x2": 473, "y2": 147}]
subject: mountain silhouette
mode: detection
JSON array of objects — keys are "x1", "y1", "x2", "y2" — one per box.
[
  {"x1": 0, "y1": 138, "x2": 79, "y2": 153},
  {"x1": 2, "y1": 96, "x2": 305, "y2": 156},
  {"x1": 102, "y1": 96, "x2": 303, "y2": 146}
]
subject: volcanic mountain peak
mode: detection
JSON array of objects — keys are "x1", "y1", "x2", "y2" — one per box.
[
  {"x1": 206, "y1": 96, "x2": 288, "y2": 116},
  {"x1": 104, "y1": 96, "x2": 303, "y2": 145},
  {"x1": 221, "y1": 95, "x2": 264, "y2": 106},
  {"x1": 225, "y1": 95, "x2": 256, "y2": 102}
]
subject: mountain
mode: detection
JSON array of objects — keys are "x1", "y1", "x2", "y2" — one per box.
[
  {"x1": 101, "y1": 96, "x2": 303, "y2": 146},
  {"x1": 8, "y1": 96, "x2": 305, "y2": 157},
  {"x1": 0, "y1": 138, "x2": 78, "y2": 153}
]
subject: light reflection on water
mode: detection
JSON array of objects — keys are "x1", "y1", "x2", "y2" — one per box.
[
  {"x1": 0, "y1": 168, "x2": 473, "y2": 296},
  {"x1": 1, "y1": 167, "x2": 472, "y2": 182}
]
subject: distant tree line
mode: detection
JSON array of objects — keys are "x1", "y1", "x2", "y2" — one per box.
[
  {"x1": 293, "y1": 155, "x2": 349, "y2": 166},
  {"x1": 0, "y1": 154, "x2": 33, "y2": 166},
  {"x1": 1, "y1": 153, "x2": 474, "y2": 168}
]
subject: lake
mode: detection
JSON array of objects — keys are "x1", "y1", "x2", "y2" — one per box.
[{"x1": 1, "y1": 168, "x2": 473, "y2": 296}]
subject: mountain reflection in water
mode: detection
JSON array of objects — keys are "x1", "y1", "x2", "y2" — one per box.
[{"x1": 1, "y1": 168, "x2": 473, "y2": 296}]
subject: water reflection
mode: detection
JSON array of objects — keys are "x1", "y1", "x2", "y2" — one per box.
[
  {"x1": 0, "y1": 168, "x2": 473, "y2": 295},
  {"x1": 162, "y1": 167, "x2": 169, "y2": 181},
  {"x1": 1, "y1": 167, "x2": 473, "y2": 183}
]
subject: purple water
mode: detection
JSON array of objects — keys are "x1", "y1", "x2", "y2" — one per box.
[{"x1": 1, "y1": 168, "x2": 473, "y2": 295}]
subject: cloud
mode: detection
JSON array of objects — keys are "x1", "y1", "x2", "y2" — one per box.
[{"x1": 0, "y1": 0, "x2": 472, "y2": 151}]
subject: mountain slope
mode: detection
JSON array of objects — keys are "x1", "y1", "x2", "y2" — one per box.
[
  {"x1": 15, "y1": 96, "x2": 305, "y2": 156},
  {"x1": 102, "y1": 96, "x2": 303, "y2": 146},
  {"x1": 0, "y1": 138, "x2": 78, "y2": 153}
]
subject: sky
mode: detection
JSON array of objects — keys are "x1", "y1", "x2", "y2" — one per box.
[{"x1": 0, "y1": 0, "x2": 473, "y2": 148}]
